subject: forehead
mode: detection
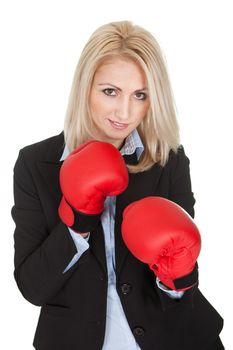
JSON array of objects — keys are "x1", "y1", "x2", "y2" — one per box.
[{"x1": 93, "y1": 57, "x2": 147, "y2": 83}]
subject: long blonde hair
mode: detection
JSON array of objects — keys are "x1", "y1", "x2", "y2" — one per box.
[{"x1": 64, "y1": 21, "x2": 180, "y2": 172}]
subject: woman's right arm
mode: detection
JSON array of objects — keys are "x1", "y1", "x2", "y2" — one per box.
[{"x1": 12, "y1": 150, "x2": 90, "y2": 306}]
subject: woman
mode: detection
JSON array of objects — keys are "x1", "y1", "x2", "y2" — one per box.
[{"x1": 12, "y1": 21, "x2": 224, "y2": 349}]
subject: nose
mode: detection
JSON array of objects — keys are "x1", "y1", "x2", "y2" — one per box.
[{"x1": 115, "y1": 96, "x2": 130, "y2": 122}]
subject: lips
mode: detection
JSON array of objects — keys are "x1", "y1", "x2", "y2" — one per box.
[{"x1": 109, "y1": 119, "x2": 129, "y2": 130}]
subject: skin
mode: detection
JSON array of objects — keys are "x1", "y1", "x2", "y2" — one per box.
[{"x1": 89, "y1": 57, "x2": 150, "y2": 150}]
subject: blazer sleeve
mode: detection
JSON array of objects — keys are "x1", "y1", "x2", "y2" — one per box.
[
  {"x1": 11, "y1": 150, "x2": 90, "y2": 307},
  {"x1": 62, "y1": 228, "x2": 90, "y2": 273}
]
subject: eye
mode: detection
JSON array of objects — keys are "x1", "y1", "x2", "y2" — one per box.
[
  {"x1": 135, "y1": 92, "x2": 147, "y2": 100},
  {"x1": 102, "y1": 88, "x2": 117, "y2": 96}
]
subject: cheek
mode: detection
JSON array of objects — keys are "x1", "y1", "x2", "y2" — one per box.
[
  {"x1": 90, "y1": 94, "x2": 111, "y2": 117},
  {"x1": 142, "y1": 101, "x2": 150, "y2": 117},
  {"x1": 135, "y1": 104, "x2": 149, "y2": 121},
  {"x1": 90, "y1": 95, "x2": 100, "y2": 114}
]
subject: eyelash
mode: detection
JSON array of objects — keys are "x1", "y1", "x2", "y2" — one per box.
[{"x1": 102, "y1": 88, "x2": 147, "y2": 101}]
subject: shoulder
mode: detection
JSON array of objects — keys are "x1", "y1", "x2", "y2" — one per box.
[
  {"x1": 13, "y1": 132, "x2": 64, "y2": 181},
  {"x1": 166, "y1": 145, "x2": 191, "y2": 171},
  {"x1": 165, "y1": 145, "x2": 193, "y2": 191},
  {"x1": 18, "y1": 131, "x2": 65, "y2": 164},
  {"x1": 166, "y1": 145, "x2": 195, "y2": 217},
  {"x1": 168, "y1": 145, "x2": 188, "y2": 161}
]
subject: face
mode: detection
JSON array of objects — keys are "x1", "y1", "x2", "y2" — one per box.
[{"x1": 89, "y1": 57, "x2": 150, "y2": 149}]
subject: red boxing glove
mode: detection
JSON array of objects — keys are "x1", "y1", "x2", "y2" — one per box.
[
  {"x1": 59, "y1": 140, "x2": 128, "y2": 233},
  {"x1": 121, "y1": 197, "x2": 201, "y2": 291}
]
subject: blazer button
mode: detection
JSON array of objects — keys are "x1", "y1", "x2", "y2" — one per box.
[
  {"x1": 120, "y1": 283, "x2": 132, "y2": 295},
  {"x1": 133, "y1": 327, "x2": 145, "y2": 337}
]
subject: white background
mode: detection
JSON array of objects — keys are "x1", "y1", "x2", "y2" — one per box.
[{"x1": 1, "y1": 0, "x2": 232, "y2": 348}]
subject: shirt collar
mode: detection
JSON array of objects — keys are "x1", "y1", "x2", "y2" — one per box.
[{"x1": 60, "y1": 128, "x2": 144, "y2": 162}]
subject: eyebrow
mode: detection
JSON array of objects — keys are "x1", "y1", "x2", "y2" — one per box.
[{"x1": 98, "y1": 83, "x2": 148, "y2": 92}]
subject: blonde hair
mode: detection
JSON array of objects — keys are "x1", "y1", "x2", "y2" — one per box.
[{"x1": 64, "y1": 20, "x2": 180, "y2": 173}]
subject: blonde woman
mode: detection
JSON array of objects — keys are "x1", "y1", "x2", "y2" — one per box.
[{"x1": 12, "y1": 21, "x2": 224, "y2": 350}]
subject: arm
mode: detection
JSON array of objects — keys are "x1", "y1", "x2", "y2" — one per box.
[
  {"x1": 122, "y1": 147, "x2": 199, "y2": 307},
  {"x1": 156, "y1": 145, "x2": 198, "y2": 308},
  {"x1": 12, "y1": 150, "x2": 90, "y2": 306}
]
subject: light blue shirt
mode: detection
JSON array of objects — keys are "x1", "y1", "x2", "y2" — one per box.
[{"x1": 61, "y1": 129, "x2": 184, "y2": 350}]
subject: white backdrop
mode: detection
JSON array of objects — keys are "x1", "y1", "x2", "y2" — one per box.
[{"x1": 1, "y1": 0, "x2": 232, "y2": 348}]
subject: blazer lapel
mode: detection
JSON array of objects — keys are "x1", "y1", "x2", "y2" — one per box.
[
  {"x1": 37, "y1": 162, "x2": 63, "y2": 205},
  {"x1": 36, "y1": 132, "x2": 65, "y2": 207},
  {"x1": 88, "y1": 224, "x2": 108, "y2": 277}
]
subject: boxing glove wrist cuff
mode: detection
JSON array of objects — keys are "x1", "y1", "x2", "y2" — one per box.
[
  {"x1": 173, "y1": 262, "x2": 199, "y2": 290},
  {"x1": 70, "y1": 210, "x2": 101, "y2": 234},
  {"x1": 63, "y1": 198, "x2": 102, "y2": 233}
]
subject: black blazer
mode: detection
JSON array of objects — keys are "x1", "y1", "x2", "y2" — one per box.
[{"x1": 12, "y1": 132, "x2": 224, "y2": 350}]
